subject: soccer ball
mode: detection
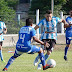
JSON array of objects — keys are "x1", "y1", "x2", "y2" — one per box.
[{"x1": 47, "y1": 59, "x2": 56, "y2": 67}]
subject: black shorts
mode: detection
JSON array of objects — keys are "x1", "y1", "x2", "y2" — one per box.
[
  {"x1": 0, "y1": 41, "x2": 3, "y2": 46},
  {"x1": 42, "y1": 39, "x2": 56, "y2": 52}
]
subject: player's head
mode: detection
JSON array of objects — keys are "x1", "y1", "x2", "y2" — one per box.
[
  {"x1": 45, "y1": 10, "x2": 52, "y2": 21},
  {"x1": 69, "y1": 10, "x2": 72, "y2": 17},
  {"x1": 26, "y1": 18, "x2": 33, "y2": 26}
]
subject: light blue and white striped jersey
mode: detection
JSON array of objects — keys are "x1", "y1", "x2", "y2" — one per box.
[
  {"x1": 0, "y1": 21, "x2": 6, "y2": 41},
  {"x1": 38, "y1": 17, "x2": 61, "y2": 40},
  {"x1": 65, "y1": 16, "x2": 72, "y2": 39}
]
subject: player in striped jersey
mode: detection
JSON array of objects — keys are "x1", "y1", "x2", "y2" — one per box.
[
  {"x1": 3, "y1": 18, "x2": 53, "y2": 71},
  {"x1": 64, "y1": 10, "x2": 72, "y2": 61},
  {"x1": 34, "y1": 10, "x2": 66, "y2": 69},
  {"x1": 0, "y1": 18, "x2": 7, "y2": 63}
]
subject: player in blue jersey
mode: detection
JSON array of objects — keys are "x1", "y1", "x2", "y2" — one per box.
[
  {"x1": 64, "y1": 10, "x2": 72, "y2": 61},
  {"x1": 2, "y1": 18, "x2": 53, "y2": 71},
  {"x1": 0, "y1": 18, "x2": 7, "y2": 63},
  {"x1": 34, "y1": 10, "x2": 66, "y2": 69}
]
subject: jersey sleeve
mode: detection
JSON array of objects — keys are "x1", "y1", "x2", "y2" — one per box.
[
  {"x1": 3, "y1": 22, "x2": 6, "y2": 29},
  {"x1": 37, "y1": 19, "x2": 44, "y2": 27},
  {"x1": 31, "y1": 28, "x2": 36, "y2": 37},
  {"x1": 56, "y1": 17, "x2": 62, "y2": 23}
]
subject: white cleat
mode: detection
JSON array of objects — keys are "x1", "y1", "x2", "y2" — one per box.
[
  {"x1": 34, "y1": 60, "x2": 38, "y2": 66},
  {"x1": 37, "y1": 64, "x2": 42, "y2": 70}
]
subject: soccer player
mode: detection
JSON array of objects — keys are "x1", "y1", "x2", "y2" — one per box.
[
  {"x1": 64, "y1": 10, "x2": 72, "y2": 61},
  {"x1": 0, "y1": 18, "x2": 7, "y2": 62},
  {"x1": 2, "y1": 18, "x2": 53, "y2": 71},
  {"x1": 34, "y1": 10, "x2": 66, "y2": 69}
]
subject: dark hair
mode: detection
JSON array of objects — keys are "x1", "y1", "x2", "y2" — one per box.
[
  {"x1": 26, "y1": 18, "x2": 33, "y2": 26},
  {"x1": 46, "y1": 10, "x2": 52, "y2": 14}
]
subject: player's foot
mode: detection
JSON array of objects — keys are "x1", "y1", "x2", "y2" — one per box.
[
  {"x1": 34, "y1": 58, "x2": 39, "y2": 66},
  {"x1": 2, "y1": 68, "x2": 8, "y2": 71},
  {"x1": 37, "y1": 64, "x2": 42, "y2": 70},
  {"x1": 64, "y1": 56, "x2": 67, "y2": 61},
  {"x1": 43, "y1": 64, "x2": 53, "y2": 70}
]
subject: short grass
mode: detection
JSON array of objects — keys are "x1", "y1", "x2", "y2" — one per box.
[{"x1": 0, "y1": 44, "x2": 72, "y2": 72}]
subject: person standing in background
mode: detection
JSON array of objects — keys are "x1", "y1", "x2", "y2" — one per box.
[
  {"x1": 0, "y1": 18, "x2": 7, "y2": 62},
  {"x1": 64, "y1": 10, "x2": 72, "y2": 61}
]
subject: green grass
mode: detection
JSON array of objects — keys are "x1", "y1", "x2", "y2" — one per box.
[{"x1": 0, "y1": 45, "x2": 72, "y2": 72}]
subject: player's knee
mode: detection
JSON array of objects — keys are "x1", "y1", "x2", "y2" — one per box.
[
  {"x1": 0, "y1": 45, "x2": 1, "y2": 50},
  {"x1": 39, "y1": 48, "x2": 43, "y2": 53},
  {"x1": 47, "y1": 51, "x2": 51, "y2": 55},
  {"x1": 43, "y1": 50, "x2": 46, "y2": 53},
  {"x1": 66, "y1": 44, "x2": 70, "y2": 47}
]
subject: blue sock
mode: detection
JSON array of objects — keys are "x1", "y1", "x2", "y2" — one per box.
[
  {"x1": 39, "y1": 53, "x2": 46, "y2": 66},
  {"x1": 39, "y1": 54, "x2": 50, "y2": 65},
  {"x1": 0, "y1": 50, "x2": 3, "y2": 61},
  {"x1": 35, "y1": 55, "x2": 39, "y2": 61},
  {"x1": 65, "y1": 46, "x2": 69, "y2": 56},
  {"x1": 5, "y1": 56, "x2": 15, "y2": 69}
]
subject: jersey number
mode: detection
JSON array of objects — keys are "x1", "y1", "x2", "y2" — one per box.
[{"x1": 20, "y1": 34, "x2": 25, "y2": 43}]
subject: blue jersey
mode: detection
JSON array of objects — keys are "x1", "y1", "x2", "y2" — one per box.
[
  {"x1": 38, "y1": 17, "x2": 61, "y2": 40},
  {"x1": 16, "y1": 26, "x2": 36, "y2": 52},
  {"x1": 65, "y1": 16, "x2": 72, "y2": 39},
  {"x1": 0, "y1": 21, "x2": 6, "y2": 41}
]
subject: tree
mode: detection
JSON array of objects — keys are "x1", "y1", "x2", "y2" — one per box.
[
  {"x1": 61, "y1": 0, "x2": 72, "y2": 14},
  {"x1": 5, "y1": 0, "x2": 19, "y2": 10},
  {"x1": 0, "y1": 0, "x2": 15, "y2": 23},
  {"x1": 30, "y1": 0, "x2": 67, "y2": 16}
]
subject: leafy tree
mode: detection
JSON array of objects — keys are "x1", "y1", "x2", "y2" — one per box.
[
  {"x1": 0, "y1": 0, "x2": 15, "y2": 23},
  {"x1": 5, "y1": 0, "x2": 19, "y2": 10},
  {"x1": 61, "y1": 0, "x2": 72, "y2": 14},
  {"x1": 30, "y1": 0, "x2": 67, "y2": 16}
]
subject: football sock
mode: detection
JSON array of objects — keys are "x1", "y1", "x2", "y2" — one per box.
[
  {"x1": 65, "y1": 46, "x2": 69, "y2": 56},
  {"x1": 0, "y1": 50, "x2": 3, "y2": 61},
  {"x1": 39, "y1": 54, "x2": 50, "y2": 65},
  {"x1": 5, "y1": 56, "x2": 15, "y2": 69},
  {"x1": 39, "y1": 53, "x2": 46, "y2": 66},
  {"x1": 35, "y1": 55, "x2": 39, "y2": 61}
]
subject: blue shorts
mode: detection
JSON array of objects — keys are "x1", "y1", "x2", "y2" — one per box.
[
  {"x1": 66, "y1": 37, "x2": 71, "y2": 44},
  {"x1": 14, "y1": 45, "x2": 40, "y2": 57}
]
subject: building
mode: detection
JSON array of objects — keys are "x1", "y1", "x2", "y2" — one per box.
[{"x1": 16, "y1": 0, "x2": 32, "y2": 21}]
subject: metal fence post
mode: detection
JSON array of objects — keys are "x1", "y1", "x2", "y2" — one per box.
[
  {"x1": 60, "y1": 12, "x2": 64, "y2": 34},
  {"x1": 36, "y1": 9, "x2": 39, "y2": 39}
]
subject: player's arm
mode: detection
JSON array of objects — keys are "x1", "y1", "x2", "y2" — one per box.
[
  {"x1": 33, "y1": 36, "x2": 49, "y2": 47},
  {"x1": 3, "y1": 28, "x2": 7, "y2": 34},
  {"x1": 64, "y1": 23, "x2": 72, "y2": 28},
  {"x1": 60, "y1": 19, "x2": 71, "y2": 28},
  {"x1": 62, "y1": 19, "x2": 72, "y2": 28},
  {"x1": 34, "y1": 25, "x2": 39, "y2": 30}
]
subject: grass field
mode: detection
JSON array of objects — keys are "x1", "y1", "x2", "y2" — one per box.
[{"x1": 0, "y1": 44, "x2": 72, "y2": 72}]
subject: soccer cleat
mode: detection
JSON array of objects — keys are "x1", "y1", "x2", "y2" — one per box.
[
  {"x1": 34, "y1": 58, "x2": 39, "y2": 66},
  {"x1": 64, "y1": 56, "x2": 67, "y2": 61},
  {"x1": 37, "y1": 64, "x2": 42, "y2": 70},
  {"x1": 43, "y1": 64, "x2": 53, "y2": 70},
  {"x1": 2, "y1": 68, "x2": 8, "y2": 71}
]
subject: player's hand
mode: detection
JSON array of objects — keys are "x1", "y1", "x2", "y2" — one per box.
[
  {"x1": 44, "y1": 42, "x2": 50, "y2": 48},
  {"x1": 3, "y1": 31, "x2": 6, "y2": 34}
]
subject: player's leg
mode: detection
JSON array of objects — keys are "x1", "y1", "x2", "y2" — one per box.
[
  {"x1": 34, "y1": 45, "x2": 45, "y2": 66},
  {"x1": 2, "y1": 49, "x2": 23, "y2": 71},
  {"x1": 37, "y1": 39, "x2": 55, "y2": 69},
  {"x1": 29, "y1": 45, "x2": 53, "y2": 70},
  {"x1": 64, "y1": 38, "x2": 70, "y2": 61},
  {"x1": 0, "y1": 41, "x2": 5, "y2": 62}
]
